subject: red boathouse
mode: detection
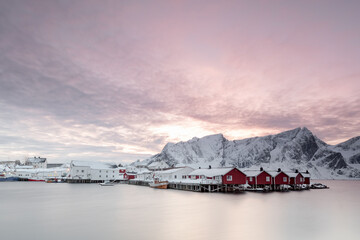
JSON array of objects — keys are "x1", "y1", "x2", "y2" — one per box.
[
  {"x1": 222, "y1": 168, "x2": 247, "y2": 185},
  {"x1": 287, "y1": 171, "x2": 305, "y2": 189},
  {"x1": 245, "y1": 168, "x2": 272, "y2": 189},
  {"x1": 268, "y1": 169, "x2": 290, "y2": 191},
  {"x1": 302, "y1": 171, "x2": 311, "y2": 185},
  {"x1": 187, "y1": 167, "x2": 247, "y2": 185}
]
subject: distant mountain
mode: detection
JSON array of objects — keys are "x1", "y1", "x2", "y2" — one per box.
[{"x1": 138, "y1": 127, "x2": 360, "y2": 179}]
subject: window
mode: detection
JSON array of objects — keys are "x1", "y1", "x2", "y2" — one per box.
[
  {"x1": 99, "y1": 175, "x2": 101, "y2": 178},
  {"x1": 249, "y1": 177, "x2": 253, "y2": 181},
  {"x1": 100, "y1": 170, "x2": 101, "y2": 173},
  {"x1": 113, "y1": 171, "x2": 115, "y2": 173},
  {"x1": 227, "y1": 175, "x2": 232, "y2": 181},
  {"x1": 283, "y1": 177, "x2": 287, "y2": 182},
  {"x1": 106, "y1": 171, "x2": 108, "y2": 173},
  {"x1": 106, "y1": 175, "x2": 108, "y2": 178},
  {"x1": 174, "y1": 175, "x2": 177, "y2": 179},
  {"x1": 81, "y1": 170, "x2": 84, "y2": 173},
  {"x1": 266, "y1": 176, "x2": 270, "y2": 182},
  {"x1": 77, "y1": 170, "x2": 79, "y2": 173},
  {"x1": 113, "y1": 175, "x2": 114, "y2": 178}
]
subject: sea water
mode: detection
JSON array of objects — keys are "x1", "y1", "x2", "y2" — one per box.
[{"x1": 0, "y1": 180, "x2": 359, "y2": 240}]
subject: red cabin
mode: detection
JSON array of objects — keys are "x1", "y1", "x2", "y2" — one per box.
[
  {"x1": 268, "y1": 171, "x2": 290, "y2": 185},
  {"x1": 222, "y1": 168, "x2": 247, "y2": 185},
  {"x1": 302, "y1": 172, "x2": 311, "y2": 185},
  {"x1": 268, "y1": 170, "x2": 290, "y2": 191},
  {"x1": 287, "y1": 172, "x2": 304, "y2": 186},
  {"x1": 187, "y1": 168, "x2": 247, "y2": 185},
  {"x1": 245, "y1": 169, "x2": 272, "y2": 188}
]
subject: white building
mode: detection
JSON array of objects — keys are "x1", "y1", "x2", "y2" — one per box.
[
  {"x1": 68, "y1": 161, "x2": 120, "y2": 182},
  {"x1": 132, "y1": 160, "x2": 149, "y2": 169},
  {"x1": 154, "y1": 167, "x2": 194, "y2": 182},
  {"x1": 125, "y1": 165, "x2": 140, "y2": 173},
  {"x1": 147, "y1": 160, "x2": 170, "y2": 171},
  {"x1": 26, "y1": 157, "x2": 47, "y2": 169},
  {"x1": 134, "y1": 168, "x2": 153, "y2": 182},
  {"x1": 187, "y1": 168, "x2": 237, "y2": 184},
  {"x1": 118, "y1": 167, "x2": 127, "y2": 180},
  {"x1": 15, "y1": 167, "x2": 68, "y2": 180}
]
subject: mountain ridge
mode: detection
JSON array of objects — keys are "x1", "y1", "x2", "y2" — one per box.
[{"x1": 136, "y1": 127, "x2": 360, "y2": 179}]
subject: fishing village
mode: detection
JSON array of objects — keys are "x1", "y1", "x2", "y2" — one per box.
[{"x1": 0, "y1": 156, "x2": 328, "y2": 193}]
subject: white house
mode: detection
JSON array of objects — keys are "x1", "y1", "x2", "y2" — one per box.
[
  {"x1": 118, "y1": 167, "x2": 128, "y2": 180},
  {"x1": 147, "y1": 160, "x2": 170, "y2": 170},
  {"x1": 25, "y1": 157, "x2": 47, "y2": 168},
  {"x1": 153, "y1": 167, "x2": 194, "y2": 182},
  {"x1": 132, "y1": 160, "x2": 149, "y2": 169},
  {"x1": 15, "y1": 167, "x2": 68, "y2": 180},
  {"x1": 68, "y1": 161, "x2": 120, "y2": 182},
  {"x1": 134, "y1": 168, "x2": 153, "y2": 182},
  {"x1": 125, "y1": 165, "x2": 140, "y2": 173},
  {"x1": 186, "y1": 168, "x2": 245, "y2": 184}
]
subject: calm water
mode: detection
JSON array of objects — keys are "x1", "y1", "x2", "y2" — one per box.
[{"x1": 0, "y1": 181, "x2": 359, "y2": 240}]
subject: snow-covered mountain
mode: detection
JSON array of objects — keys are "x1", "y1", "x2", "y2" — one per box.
[{"x1": 138, "y1": 127, "x2": 360, "y2": 179}]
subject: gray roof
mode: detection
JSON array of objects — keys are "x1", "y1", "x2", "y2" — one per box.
[
  {"x1": 188, "y1": 168, "x2": 233, "y2": 177},
  {"x1": 71, "y1": 160, "x2": 118, "y2": 169}
]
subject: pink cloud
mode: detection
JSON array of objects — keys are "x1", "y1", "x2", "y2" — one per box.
[{"x1": 0, "y1": 0, "x2": 359, "y2": 162}]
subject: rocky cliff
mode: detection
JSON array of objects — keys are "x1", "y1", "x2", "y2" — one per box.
[{"x1": 138, "y1": 127, "x2": 360, "y2": 179}]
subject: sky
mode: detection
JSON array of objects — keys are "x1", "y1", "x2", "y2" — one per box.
[{"x1": 0, "y1": 0, "x2": 359, "y2": 164}]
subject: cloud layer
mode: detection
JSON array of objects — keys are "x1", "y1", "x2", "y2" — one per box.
[{"x1": 0, "y1": 0, "x2": 359, "y2": 163}]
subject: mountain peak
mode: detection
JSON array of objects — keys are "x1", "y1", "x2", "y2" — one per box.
[
  {"x1": 142, "y1": 128, "x2": 360, "y2": 179},
  {"x1": 336, "y1": 136, "x2": 360, "y2": 150},
  {"x1": 301, "y1": 126, "x2": 312, "y2": 133},
  {"x1": 201, "y1": 133, "x2": 225, "y2": 140},
  {"x1": 297, "y1": 127, "x2": 316, "y2": 138},
  {"x1": 273, "y1": 127, "x2": 301, "y2": 140}
]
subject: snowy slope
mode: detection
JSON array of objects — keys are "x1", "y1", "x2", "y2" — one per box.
[{"x1": 139, "y1": 128, "x2": 360, "y2": 179}]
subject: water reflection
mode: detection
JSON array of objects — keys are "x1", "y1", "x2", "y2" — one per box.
[{"x1": 0, "y1": 181, "x2": 359, "y2": 240}]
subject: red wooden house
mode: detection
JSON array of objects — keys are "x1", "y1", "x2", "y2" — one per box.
[
  {"x1": 222, "y1": 168, "x2": 247, "y2": 185},
  {"x1": 268, "y1": 169, "x2": 290, "y2": 190},
  {"x1": 302, "y1": 171, "x2": 311, "y2": 185},
  {"x1": 187, "y1": 167, "x2": 247, "y2": 185},
  {"x1": 287, "y1": 171, "x2": 305, "y2": 188},
  {"x1": 245, "y1": 168, "x2": 272, "y2": 189}
]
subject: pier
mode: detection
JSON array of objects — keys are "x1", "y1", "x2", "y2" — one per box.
[
  {"x1": 127, "y1": 180, "x2": 247, "y2": 193},
  {"x1": 169, "y1": 183, "x2": 246, "y2": 193}
]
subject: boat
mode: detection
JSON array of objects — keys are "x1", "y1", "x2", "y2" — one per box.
[
  {"x1": 27, "y1": 178, "x2": 45, "y2": 182},
  {"x1": 46, "y1": 179, "x2": 62, "y2": 183},
  {"x1": 99, "y1": 181, "x2": 115, "y2": 186},
  {"x1": 0, "y1": 172, "x2": 19, "y2": 182},
  {"x1": 310, "y1": 183, "x2": 329, "y2": 189},
  {"x1": 149, "y1": 178, "x2": 168, "y2": 189},
  {"x1": 0, "y1": 176, "x2": 19, "y2": 181},
  {"x1": 246, "y1": 187, "x2": 269, "y2": 193}
]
